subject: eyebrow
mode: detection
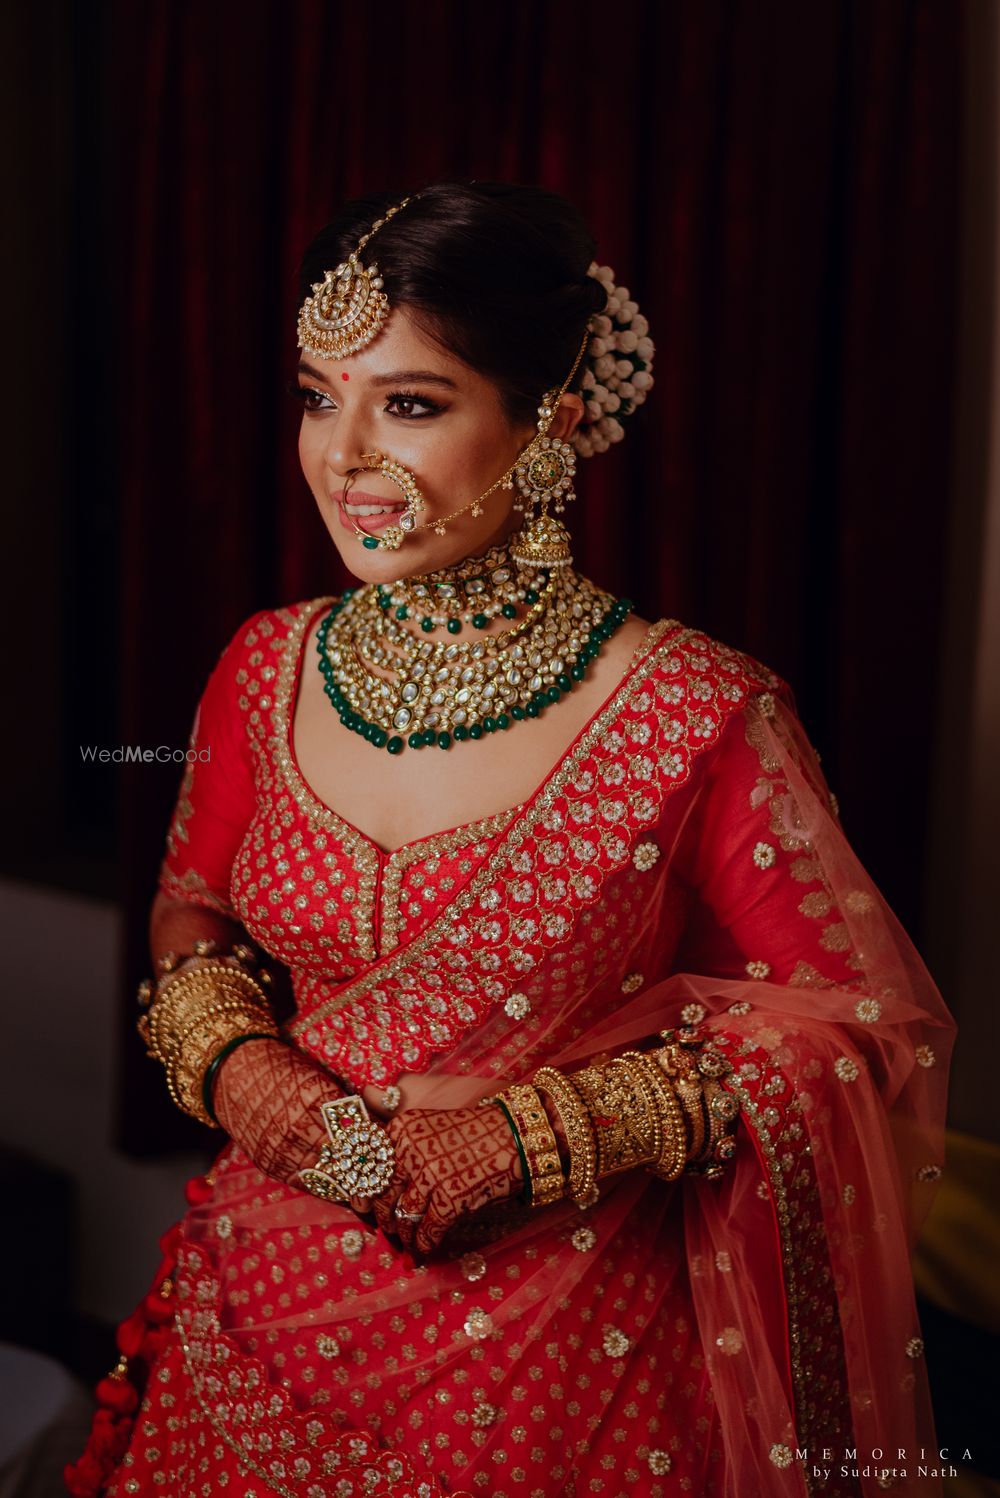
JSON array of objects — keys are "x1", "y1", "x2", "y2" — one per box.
[{"x1": 296, "y1": 361, "x2": 458, "y2": 391}]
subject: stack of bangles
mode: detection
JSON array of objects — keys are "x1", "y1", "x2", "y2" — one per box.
[
  {"x1": 137, "y1": 940, "x2": 280, "y2": 1127},
  {"x1": 487, "y1": 1026, "x2": 741, "y2": 1210}
]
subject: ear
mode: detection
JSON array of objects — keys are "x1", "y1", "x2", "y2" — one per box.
[{"x1": 548, "y1": 392, "x2": 585, "y2": 441}]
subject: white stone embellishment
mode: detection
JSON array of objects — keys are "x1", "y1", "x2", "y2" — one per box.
[
  {"x1": 620, "y1": 972, "x2": 644, "y2": 995},
  {"x1": 834, "y1": 1056, "x2": 860, "y2": 1083},
  {"x1": 341, "y1": 1228, "x2": 364, "y2": 1259},
  {"x1": 632, "y1": 840, "x2": 661, "y2": 872},
  {"x1": 753, "y1": 841, "x2": 777, "y2": 870},
  {"x1": 504, "y1": 992, "x2": 531, "y2": 1020},
  {"x1": 472, "y1": 1401, "x2": 498, "y2": 1428},
  {"x1": 729, "y1": 1000, "x2": 753, "y2": 1015},
  {"x1": 745, "y1": 960, "x2": 771, "y2": 980},
  {"x1": 715, "y1": 1327, "x2": 744, "y2": 1356},
  {"x1": 647, "y1": 1449, "x2": 672, "y2": 1475},
  {"x1": 315, "y1": 1334, "x2": 340, "y2": 1359},
  {"x1": 463, "y1": 1307, "x2": 493, "y2": 1341},
  {"x1": 215, "y1": 1215, "x2": 233, "y2": 1240},
  {"x1": 769, "y1": 1443, "x2": 793, "y2": 1469},
  {"x1": 914, "y1": 1045, "x2": 936, "y2": 1068},
  {"x1": 680, "y1": 1002, "x2": 707, "y2": 1024},
  {"x1": 905, "y1": 1337, "x2": 924, "y2": 1359},
  {"x1": 602, "y1": 1326, "x2": 630, "y2": 1358},
  {"x1": 571, "y1": 1226, "x2": 597, "y2": 1252},
  {"x1": 842, "y1": 1183, "x2": 856, "y2": 1205},
  {"x1": 855, "y1": 998, "x2": 882, "y2": 1023},
  {"x1": 460, "y1": 1252, "x2": 487, "y2": 1282},
  {"x1": 916, "y1": 1164, "x2": 942, "y2": 1182}
]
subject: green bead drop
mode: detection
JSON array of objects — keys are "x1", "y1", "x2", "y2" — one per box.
[
  {"x1": 395, "y1": 606, "x2": 408, "y2": 620},
  {"x1": 472, "y1": 613, "x2": 489, "y2": 629},
  {"x1": 361, "y1": 536, "x2": 379, "y2": 550},
  {"x1": 447, "y1": 618, "x2": 462, "y2": 635},
  {"x1": 421, "y1": 617, "x2": 434, "y2": 632},
  {"x1": 437, "y1": 732, "x2": 452, "y2": 750},
  {"x1": 469, "y1": 724, "x2": 483, "y2": 740},
  {"x1": 495, "y1": 714, "x2": 510, "y2": 730},
  {"x1": 408, "y1": 733, "x2": 424, "y2": 749},
  {"x1": 501, "y1": 603, "x2": 517, "y2": 619},
  {"x1": 386, "y1": 736, "x2": 404, "y2": 755}
]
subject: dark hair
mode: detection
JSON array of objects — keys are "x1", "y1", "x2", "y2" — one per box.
[{"x1": 297, "y1": 181, "x2": 606, "y2": 425}]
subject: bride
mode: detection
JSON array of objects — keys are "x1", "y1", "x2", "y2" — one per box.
[{"x1": 68, "y1": 181, "x2": 953, "y2": 1498}]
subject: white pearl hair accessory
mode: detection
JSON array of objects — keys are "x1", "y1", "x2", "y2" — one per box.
[{"x1": 572, "y1": 262, "x2": 656, "y2": 458}]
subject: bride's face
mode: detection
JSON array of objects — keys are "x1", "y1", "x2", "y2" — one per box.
[{"x1": 295, "y1": 307, "x2": 580, "y2": 582}]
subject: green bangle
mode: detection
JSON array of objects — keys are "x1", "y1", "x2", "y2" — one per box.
[
  {"x1": 493, "y1": 1097, "x2": 532, "y2": 1205},
  {"x1": 201, "y1": 1033, "x2": 280, "y2": 1125}
]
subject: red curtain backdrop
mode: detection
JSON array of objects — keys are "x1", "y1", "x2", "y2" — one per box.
[{"x1": 110, "y1": 0, "x2": 961, "y2": 1149}]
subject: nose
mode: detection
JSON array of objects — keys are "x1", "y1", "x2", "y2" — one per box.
[{"x1": 322, "y1": 406, "x2": 373, "y2": 478}]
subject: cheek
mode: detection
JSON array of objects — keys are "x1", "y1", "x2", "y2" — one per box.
[{"x1": 298, "y1": 424, "x2": 324, "y2": 483}]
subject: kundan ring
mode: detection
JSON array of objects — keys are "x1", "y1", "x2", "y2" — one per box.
[
  {"x1": 394, "y1": 1206, "x2": 424, "y2": 1222},
  {"x1": 296, "y1": 1095, "x2": 395, "y2": 1203}
]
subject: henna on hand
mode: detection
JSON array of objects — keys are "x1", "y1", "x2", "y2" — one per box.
[
  {"x1": 212, "y1": 1038, "x2": 344, "y2": 1186},
  {"x1": 373, "y1": 1105, "x2": 524, "y2": 1255}
]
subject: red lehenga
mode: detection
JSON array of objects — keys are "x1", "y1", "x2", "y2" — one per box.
[{"x1": 70, "y1": 600, "x2": 954, "y2": 1498}]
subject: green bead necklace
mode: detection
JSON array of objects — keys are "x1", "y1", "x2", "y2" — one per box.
[{"x1": 316, "y1": 551, "x2": 632, "y2": 754}]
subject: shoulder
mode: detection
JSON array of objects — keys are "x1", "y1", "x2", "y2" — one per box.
[
  {"x1": 637, "y1": 618, "x2": 787, "y2": 705},
  {"x1": 214, "y1": 598, "x2": 333, "y2": 671}
]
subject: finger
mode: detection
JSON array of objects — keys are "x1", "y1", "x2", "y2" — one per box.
[
  {"x1": 414, "y1": 1200, "x2": 448, "y2": 1256},
  {"x1": 391, "y1": 1191, "x2": 424, "y2": 1251},
  {"x1": 372, "y1": 1176, "x2": 405, "y2": 1235},
  {"x1": 349, "y1": 1194, "x2": 373, "y2": 1215}
]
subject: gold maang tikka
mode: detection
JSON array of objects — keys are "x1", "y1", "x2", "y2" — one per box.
[{"x1": 297, "y1": 195, "x2": 414, "y2": 360}]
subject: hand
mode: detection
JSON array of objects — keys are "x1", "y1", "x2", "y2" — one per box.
[
  {"x1": 371, "y1": 1104, "x2": 524, "y2": 1255},
  {"x1": 212, "y1": 1039, "x2": 372, "y2": 1212}
]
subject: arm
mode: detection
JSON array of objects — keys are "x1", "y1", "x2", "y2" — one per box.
[{"x1": 142, "y1": 616, "x2": 362, "y2": 1199}]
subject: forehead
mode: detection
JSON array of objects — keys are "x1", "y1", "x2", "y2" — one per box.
[{"x1": 303, "y1": 307, "x2": 476, "y2": 388}]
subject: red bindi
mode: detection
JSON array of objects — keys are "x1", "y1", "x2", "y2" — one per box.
[{"x1": 341, "y1": 372, "x2": 350, "y2": 381}]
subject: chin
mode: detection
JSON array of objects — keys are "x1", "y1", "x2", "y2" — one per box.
[{"x1": 324, "y1": 516, "x2": 520, "y2": 584}]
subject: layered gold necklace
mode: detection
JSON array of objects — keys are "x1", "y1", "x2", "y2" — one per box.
[{"x1": 317, "y1": 544, "x2": 632, "y2": 753}]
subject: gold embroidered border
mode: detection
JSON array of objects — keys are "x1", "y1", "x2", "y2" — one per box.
[
  {"x1": 380, "y1": 806, "x2": 522, "y2": 953},
  {"x1": 722, "y1": 1074, "x2": 813, "y2": 1493},
  {"x1": 270, "y1": 600, "x2": 381, "y2": 960},
  {"x1": 289, "y1": 619, "x2": 691, "y2": 1036},
  {"x1": 177, "y1": 1320, "x2": 298, "y2": 1498}
]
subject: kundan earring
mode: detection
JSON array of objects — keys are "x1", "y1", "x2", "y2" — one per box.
[{"x1": 510, "y1": 398, "x2": 578, "y2": 568}]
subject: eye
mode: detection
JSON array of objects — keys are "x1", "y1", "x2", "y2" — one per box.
[
  {"x1": 385, "y1": 392, "x2": 445, "y2": 419},
  {"x1": 289, "y1": 384, "x2": 334, "y2": 413}
]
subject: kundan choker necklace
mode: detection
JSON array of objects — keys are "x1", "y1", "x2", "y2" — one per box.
[{"x1": 317, "y1": 545, "x2": 632, "y2": 754}]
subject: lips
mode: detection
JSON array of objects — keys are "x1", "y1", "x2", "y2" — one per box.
[{"x1": 332, "y1": 489, "x2": 407, "y2": 534}]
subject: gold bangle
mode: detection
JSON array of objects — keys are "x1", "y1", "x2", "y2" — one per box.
[
  {"x1": 495, "y1": 1084, "x2": 565, "y2": 1208},
  {"x1": 533, "y1": 1067, "x2": 599, "y2": 1209},
  {"x1": 167, "y1": 1009, "x2": 279, "y2": 1125},
  {"x1": 569, "y1": 1056, "x2": 662, "y2": 1180},
  {"x1": 141, "y1": 963, "x2": 277, "y2": 1126},
  {"x1": 624, "y1": 1052, "x2": 687, "y2": 1182},
  {"x1": 654, "y1": 1042, "x2": 706, "y2": 1167},
  {"x1": 145, "y1": 966, "x2": 271, "y2": 1062}
]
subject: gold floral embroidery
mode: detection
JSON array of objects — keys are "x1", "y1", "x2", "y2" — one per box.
[{"x1": 158, "y1": 864, "x2": 235, "y2": 917}]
